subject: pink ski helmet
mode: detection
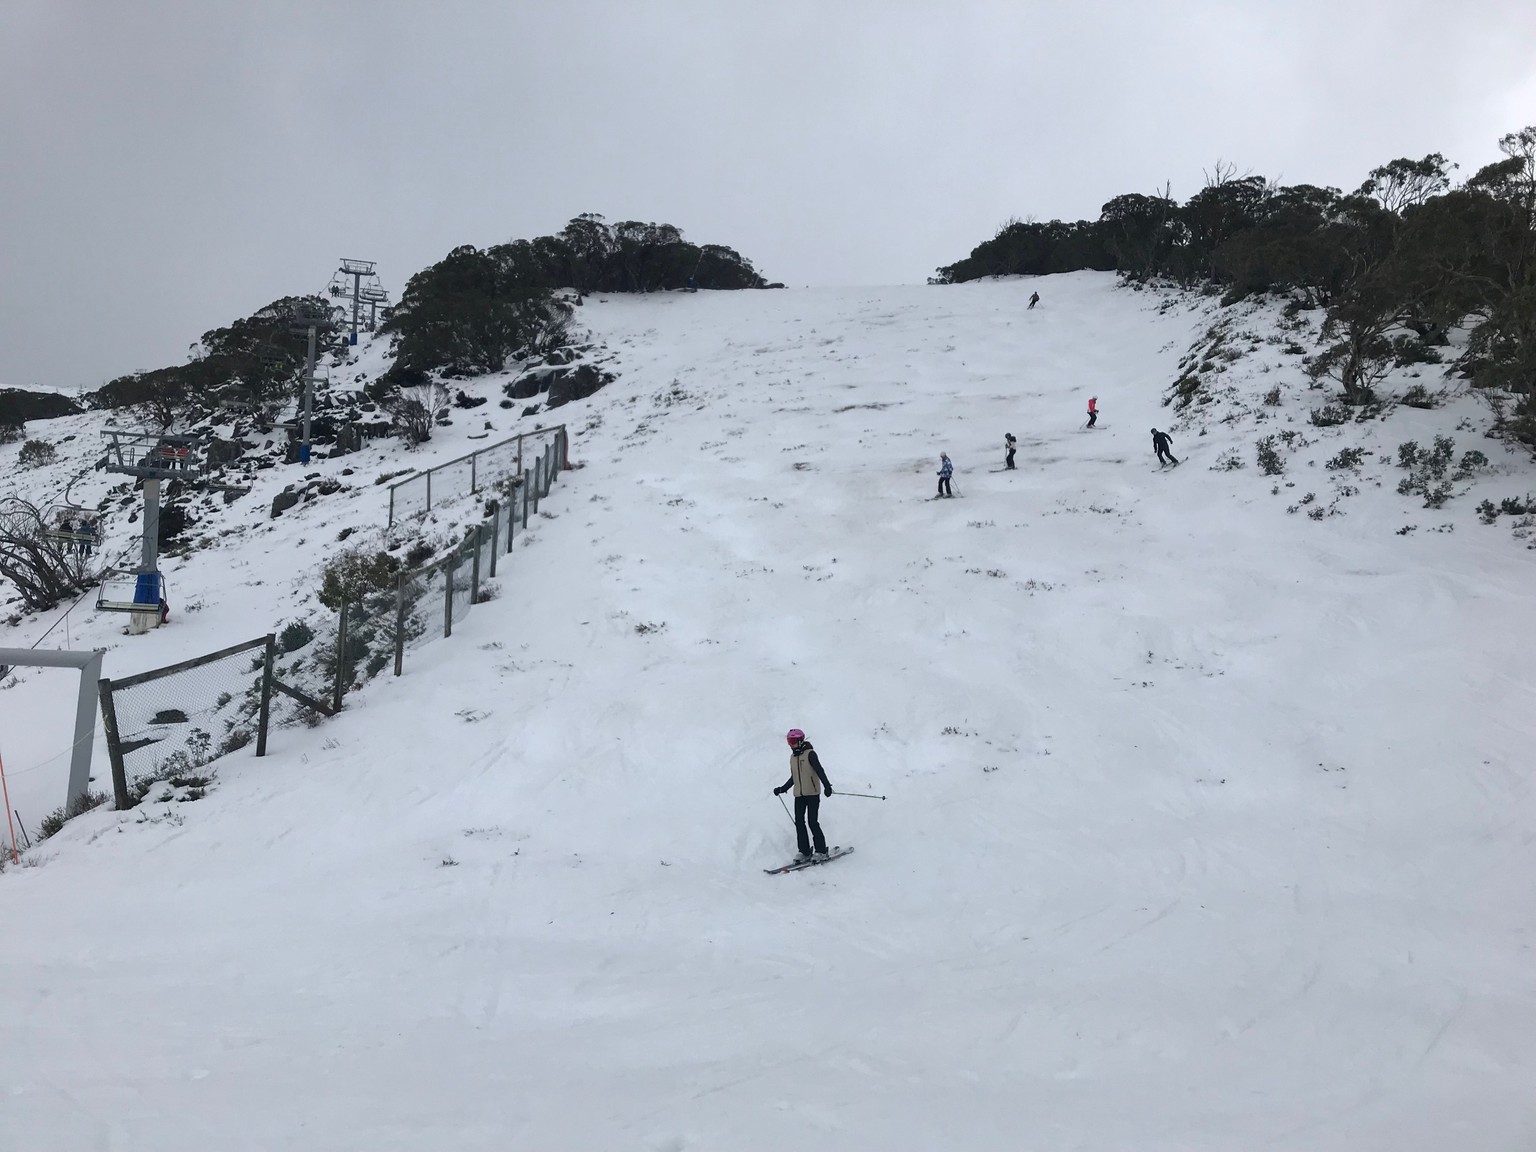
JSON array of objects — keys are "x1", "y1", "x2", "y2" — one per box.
[{"x1": 786, "y1": 728, "x2": 805, "y2": 745}]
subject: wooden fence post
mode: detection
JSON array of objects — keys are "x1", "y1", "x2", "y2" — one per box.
[
  {"x1": 332, "y1": 601, "x2": 349, "y2": 715},
  {"x1": 394, "y1": 571, "x2": 408, "y2": 676},
  {"x1": 256, "y1": 635, "x2": 275, "y2": 757},
  {"x1": 96, "y1": 679, "x2": 131, "y2": 810}
]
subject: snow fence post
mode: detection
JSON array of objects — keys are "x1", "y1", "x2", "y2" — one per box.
[
  {"x1": 487, "y1": 501, "x2": 500, "y2": 578},
  {"x1": 393, "y1": 571, "x2": 407, "y2": 676},
  {"x1": 443, "y1": 552, "x2": 455, "y2": 639},
  {"x1": 331, "y1": 601, "x2": 349, "y2": 716},
  {"x1": 256, "y1": 634, "x2": 275, "y2": 758},
  {"x1": 470, "y1": 524, "x2": 482, "y2": 605},
  {"x1": 97, "y1": 678, "x2": 131, "y2": 810}
]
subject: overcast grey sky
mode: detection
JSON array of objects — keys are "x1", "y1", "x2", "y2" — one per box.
[{"x1": 2, "y1": 0, "x2": 1534, "y2": 391}]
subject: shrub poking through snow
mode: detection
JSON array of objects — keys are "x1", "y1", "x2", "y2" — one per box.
[
  {"x1": 1255, "y1": 436, "x2": 1284, "y2": 475},
  {"x1": 17, "y1": 439, "x2": 56, "y2": 468},
  {"x1": 1394, "y1": 436, "x2": 1483, "y2": 508},
  {"x1": 37, "y1": 790, "x2": 108, "y2": 840},
  {"x1": 1326, "y1": 447, "x2": 1366, "y2": 471},
  {"x1": 1458, "y1": 450, "x2": 1489, "y2": 474},
  {"x1": 279, "y1": 620, "x2": 314, "y2": 653},
  {"x1": 317, "y1": 548, "x2": 400, "y2": 610},
  {"x1": 1309, "y1": 404, "x2": 1349, "y2": 427}
]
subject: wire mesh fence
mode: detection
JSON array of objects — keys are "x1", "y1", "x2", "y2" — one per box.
[
  {"x1": 387, "y1": 425, "x2": 567, "y2": 525},
  {"x1": 93, "y1": 427, "x2": 574, "y2": 811},
  {"x1": 97, "y1": 636, "x2": 270, "y2": 806},
  {"x1": 365, "y1": 428, "x2": 570, "y2": 677}
]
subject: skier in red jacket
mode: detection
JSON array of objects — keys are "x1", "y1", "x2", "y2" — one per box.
[{"x1": 1086, "y1": 396, "x2": 1098, "y2": 429}]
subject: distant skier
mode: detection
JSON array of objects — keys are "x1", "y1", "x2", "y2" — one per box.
[
  {"x1": 1086, "y1": 396, "x2": 1098, "y2": 429},
  {"x1": 1004, "y1": 433, "x2": 1017, "y2": 470},
  {"x1": 937, "y1": 452, "x2": 954, "y2": 497},
  {"x1": 1028, "y1": 291, "x2": 1040, "y2": 310},
  {"x1": 1151, "y1": 428, "x2": 1179, "y2": 467},
  {"x1": 774, "y1": 728, "x2": 833, "y2": 861}
]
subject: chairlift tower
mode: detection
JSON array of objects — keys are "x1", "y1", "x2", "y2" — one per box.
[
  {"x1": 96, "y1": 430, "x2": 204, "y2": 632},
  {"x1": 329, "y1": 258, "x2": 387, "y2": 345},
  {"x1": 289, "y1": 300, "x2": 337, "y2": 466}
]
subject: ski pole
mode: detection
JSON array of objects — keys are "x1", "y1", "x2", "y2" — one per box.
[
  {"x1": 837, "y1": 791, "x2": 886, "y2": 800},
  {"x1": 777, "y1": 793, "x2": 794, "y2": 823}
]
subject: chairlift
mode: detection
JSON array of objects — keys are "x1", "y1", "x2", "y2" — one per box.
[
  {"x1": 97, "y1": 570, "x2": 166, "y2": 616},
  {"x1": 43, "y1": 505, "x2": 100, "y2": 552}
]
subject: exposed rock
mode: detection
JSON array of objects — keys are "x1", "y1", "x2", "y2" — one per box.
[
  {"x1": 206, "y1": 437, "x2": 244, "y2": 467},
  {"x1": 271, "y1": 488, "x2": 301, "y2": 518}
]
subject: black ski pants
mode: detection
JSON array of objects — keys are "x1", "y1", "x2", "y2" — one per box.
[
  {"x1": 795, "y1": 794, "x2": 828, "y2": 855},
  {"x1": 938, "y1": 475, "x2": 952, "y2": 497},
  {"x1": 1156, "y1": 446, "x2": 1178, "y2": 465},
  {"x1": 1005, "y1": 448, "x2": 1016, "y2": 469},
  {"x1": 1086, "y1": 410, "x2": 1097, "y2": 428}
]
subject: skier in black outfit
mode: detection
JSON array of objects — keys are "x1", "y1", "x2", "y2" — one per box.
[
  {"x1": 1151, "y1": 428, "x2": 1179, "y2": 466},
  {"x1": 1004, "y1": 433, "x2": 1017, "y2": 470},
  {"x1": 774, "y1": 728, "x2": 833, "y2": 861},
  {"x1": 1028, "y1": 291, "x2": 1040, "y2": 310}
]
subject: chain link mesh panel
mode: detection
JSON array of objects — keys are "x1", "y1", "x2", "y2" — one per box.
[
  {"x1": 389, "y1": 472, "x2": 430, "y2": 521},
  {"x1": 445, "y1": 531, "x2": 477, "y2": 633},
  {"x1": 387, "y1": 427, "x2": 565, "y2": 524},
  {"x1": 103, "y1": 639, "x2": 267, "y2": 799}
]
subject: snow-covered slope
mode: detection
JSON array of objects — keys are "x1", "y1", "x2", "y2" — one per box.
[{"x1": 2, "y1": 273, "x2": 1533, "y2": 1150}]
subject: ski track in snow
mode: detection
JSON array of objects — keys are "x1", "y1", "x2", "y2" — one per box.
[{"x1": 0, "y1": 272, "x2": 1533, "y2": 1150}]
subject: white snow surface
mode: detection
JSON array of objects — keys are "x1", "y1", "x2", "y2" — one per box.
[{"x1": 2, "y1": 272, "x2": 1534, "y2": 1149}]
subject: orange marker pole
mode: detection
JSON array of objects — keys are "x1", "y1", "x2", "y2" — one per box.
[{"x1": 0, "y1": 746, "x2": 18, "y2": 864}]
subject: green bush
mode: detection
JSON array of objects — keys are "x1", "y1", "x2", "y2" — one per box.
[
  {"x1": 1255, "y1": 435, "x2": 1285, "y2": 475},
  {"x1": 1309, "y1": 404, "x2": 1350, "y2": 427},
  {"x1": 279, "y1": 620, "x2": 314, "y2": 653},
  {"x1": 1390, "y1": 334, "x2": 1441, "y2": 366},
  {"x1": 18, "y1": 439, "x2": 56, "y2": 468},
  {"x1": 317, "y1": 548, "x2": 400, "y2": 610},
  {"x1": 1396, "y1": 436, "x2": 1461, "y2": 507},
  {"x1": 1456, "y1": 450, "x2": 1489, "y2": 476},
  {"x1": 37, "y1": 790, "x2": 108, "y2": 840},
  {"x1": 1326, "y1": 447, "x2": 1366, "y2": 470}
]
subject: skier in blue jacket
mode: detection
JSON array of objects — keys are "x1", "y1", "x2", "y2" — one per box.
[{"x1": 937, "y1": 452, "x2": 954, "y2": 498}]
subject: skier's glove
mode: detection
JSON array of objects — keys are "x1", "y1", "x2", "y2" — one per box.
[
  {"x1": 773, "y1": 785, "x2": 788, "y2": 795},
  {"x1": 824, "y1": 786, "x2": 833, "y2": 796}
]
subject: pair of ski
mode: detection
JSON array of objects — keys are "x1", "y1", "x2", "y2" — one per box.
[{"x1": 764, "y1": 846, "x2": 854, "y2": 874}]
